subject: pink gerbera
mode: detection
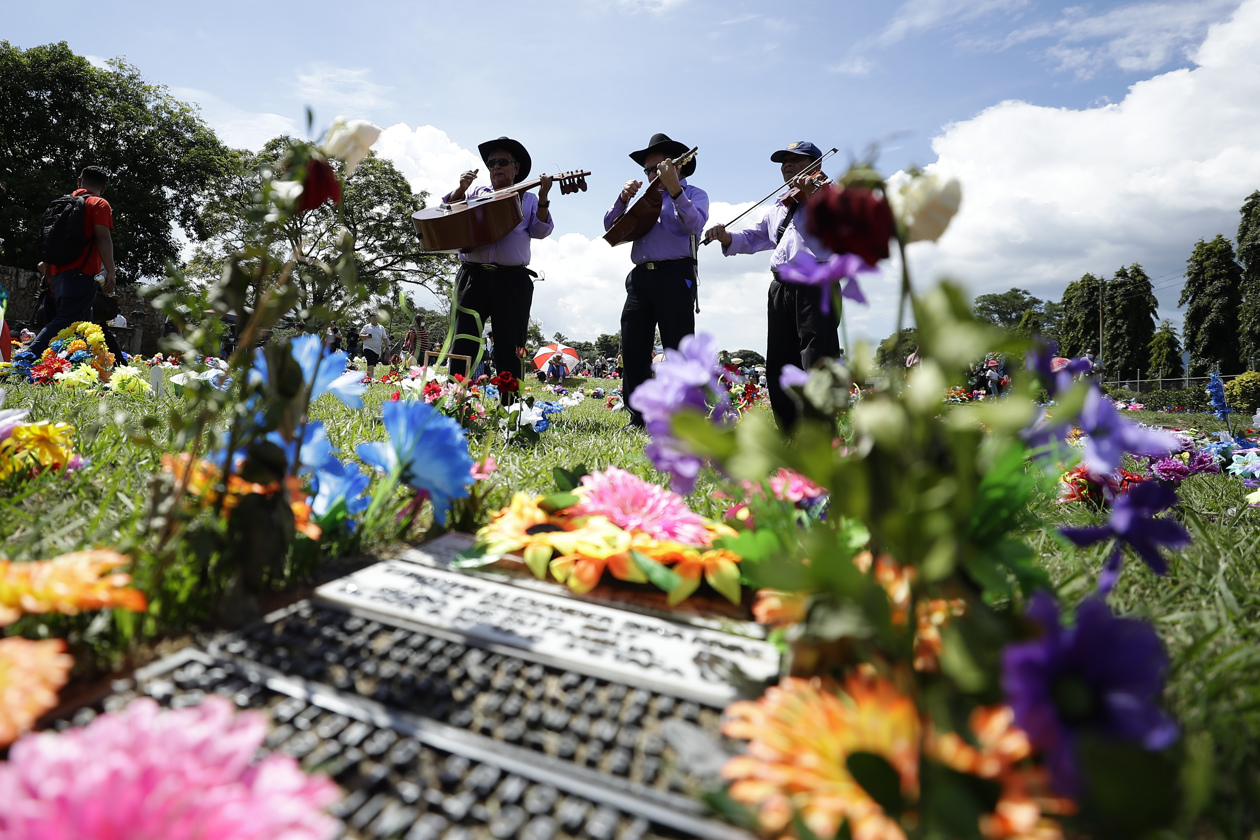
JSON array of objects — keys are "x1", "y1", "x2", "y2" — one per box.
[
  {"x1": 0, "y1": 696, "x2": 340, "y2": 840},
  {"x1": 768, "y1": 468, "x2": 825, "y2": 502},
  {"x1": 571, "y1": 466, "x2": 710, "y2": 545}
]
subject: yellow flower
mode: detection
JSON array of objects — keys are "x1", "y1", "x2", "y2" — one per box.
[
  {"x1": 913, "y1": 597, "x2": 966, "y2": 672},
  {"x1": 0, "y1": 637, "x2": 73, "y2": 747},
  {"x1": 722, "y1": 670, "x2": 920, "y2": 840},
  {"x1": 67, "y1": 339, "x2": 88, "y2": 353},
  {"x1": 8, "y1": 421, "x2": 76, "y2": 469},
  {"x1": 0, "y1": 550, "x2": 148, "y2": 626},
  {"x1": 631, "y1": 534, "x2": 742, "y2": 604},
  {"x1": 548, "y1": 516, "x2": 637, "y2": 594},
  {"x1": 752, "y1": 588, "x2": 808, "y2": 628}
]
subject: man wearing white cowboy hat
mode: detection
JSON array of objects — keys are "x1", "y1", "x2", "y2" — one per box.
[
  {"x1": 604, "y1": 132, "x2": 708, "y2": 428},
  {"x1": 444, "y1": 137, "x2": 554, "y2": 400}
]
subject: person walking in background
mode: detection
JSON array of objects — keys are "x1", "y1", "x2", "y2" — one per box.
[
  {"x1": 359, "y1": 315, "x2": 387, "y2": 379},
  {"x1": 27, "y1": 166, "x2": 116, "y2": 357}
]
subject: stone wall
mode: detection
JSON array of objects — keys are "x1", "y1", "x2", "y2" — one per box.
[{"x1": 1, "y1": 265, "x2": 167, "y2": 356}]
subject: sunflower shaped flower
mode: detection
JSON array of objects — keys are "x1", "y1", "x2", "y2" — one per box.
[
  {"x1": 0, "y1": 637, "x2": 73, "y2": 747},
  {"x1": 722, "y1": 670, "x2": 920, "y2": 840},
  {"x1": 0, "y1": 550, "x2": 148, "y2": 626},
  {"x1": 547, "y1": 516, "x2": 638, "y2": 594},
  {"x1": 631, "y1": 534, "x2": 742, "y2": 605}
]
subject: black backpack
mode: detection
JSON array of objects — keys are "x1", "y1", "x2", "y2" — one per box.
[{"x1": 38, "y1": 194, "x2": 93, "y2": 266}]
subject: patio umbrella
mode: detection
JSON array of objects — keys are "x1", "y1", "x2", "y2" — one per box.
[
  {"x1": 1050, "y1": 357, "x2": 1072, "y2": 373},
  {"x1": 534, "y1": 343, "x2": 579, "y2": 370}
]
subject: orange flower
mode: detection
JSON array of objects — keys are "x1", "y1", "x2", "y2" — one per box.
[
  {"x1": 928, "y1": 706, "x2": 1074, "y2": 840},
  {"x1": 286, "y1": 476, "x2": 322, "y2": 540},
  {"x1": 913, "y1": 598, "x2": 966, "y2": 672},
  {"x1": 722, "y1": 670, "x2": 920, "y2": 840},
  {"x1": 752, "y1": 589, "x2": 808, "y2": 628},
  {"x1": 547, "y1": 517, "x2": 637, "y2": 594},
  {"x1": 853, "y1": 551, "x2": 914, "y2": 625},
  {"x1": 631, "y1": 534, "x2": 742, "y2": 605},
  {"x1": 0, "y1": 637, "x2": 73, "y2": 746},
  {"x1": 0, "y1": 550, "x2": 147, "y2": 626}
]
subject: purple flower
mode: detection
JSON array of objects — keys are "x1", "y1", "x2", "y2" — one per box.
[
  {"x1": 776, "y1": 254, "x2": 875, "y2": 314},
  {"x1": 1002, "y1": 592, "x2": 1179, "y2": 798},
  {"x1": 1149, "y1": 456, "x2": 1190, "y2": 484},
  {"x1": 1060, "y1": 480, "x2": 1190, "y2": 593},
  {"x1": 1025, "y1": 338, "x2": 1091, "y2": 398},
  {"x1": 629, "y1": 332, "x2": 734, "y2": 493},
  {"x1": 1077, "y1": 387, "x2": 1178, "y2": 474},
  {"x1": 1187, "y1": 449, "x2": 1220, "y2": 475},
  {"x1": 779, "y1": 364, "x2": 811, "y2": 389}
]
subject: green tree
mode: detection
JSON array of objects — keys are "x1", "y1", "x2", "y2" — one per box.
[
  {"x1": 1015, "y1": 308, "x2": 1043, "y2": 339},
  {"x1": 731, "y1": 349, "x2": 766, "y2": 366},
  {"x1": 1039, "y1": 299, "x2": 1064, "y2": 345},
  {"x1": 973, "y1": 288, "x2": 1043, "y2": 330},
  {"x1": 1059, "y1": 273, "x2": 1104, "y2": 358},
  {"x1": 0, "y1": 42, "x2": 232, "y2": 282},
  {"x1": 1104, "y1": 264, "x2": 1159, "y2": 380},
  {"x1": 526, "y1": 319, "x2": 545, "y2": 349},
  {"x1": 1180, "y1": 235, "x2": 1244, "y2": 375},
  {"x1": 1237, "y1": 190, "x2": 1260, "y2": 367},
  {"x1": 188, "y1": 140, "x2": 455, "y2": 325},
  {"x1": 876, "y1": 328, "x2": 918, "y2": 368},
  {"x1": 1147, "y1": 320, "x2": 1184, "y2": 380},
  {"x1": 594, "y1": 332, "x2": 621, "y2": 358}
]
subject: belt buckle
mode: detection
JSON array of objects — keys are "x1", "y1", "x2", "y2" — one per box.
[
  {"x1": 479, "y1": 263, "x2": 497, "y2": 271},
  {"x1": 645, "y1": 262, "x2": 656, "y2": 270}
]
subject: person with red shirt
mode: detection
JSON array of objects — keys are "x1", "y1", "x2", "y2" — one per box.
[{"x1": 27, "y1": 166, "x2": 116, "y2": 357}]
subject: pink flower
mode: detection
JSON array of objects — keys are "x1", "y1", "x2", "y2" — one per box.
[
  {"x1": 767, "y1": 468, "x2": 825, "y2": 502},
  {"x1": 471, "y1": 455, "x2": 498, "y2": 481},
  {"x1": 571, "y1": 466, "x2": 710, "y2": 545},
  {"x1": 0, "y1": 696, "x2": 340, "y2": 840}
]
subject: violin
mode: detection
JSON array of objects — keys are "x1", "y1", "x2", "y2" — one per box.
[
  {"x1": 411, "y1": 170, "x2": 590, "y2": 253},
  {"x1": 603, "y1": 147, "x2": 699, "y2": 247},
  {"x1": 700, "y1": 147, "x2": 838, "y2": 245}
]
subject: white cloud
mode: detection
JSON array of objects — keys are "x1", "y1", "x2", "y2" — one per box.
[
  {"x1": 828, "y1": 56, "x2": 874, "y2": 76},
  {"x1": 171, "y1": 87, "x2": 299, "y2": 151},
  {"x1": 1003, "y1": 0, "x2": 1241, "y2": 78},
  {"x1": 610, "y1": 0, "x2": 687, "y2": 11},
  {"x1": 292, "y1": 64, "x2": 393, "y2": 117},
  {"x1": 888, "y1": 0, "x2": 1260, "y2": 340},
  {"x1": 878, "y1": 0, "x2": 1027, "y2": 46},
  {"x1": 374, "y1": 123, "x2": 484, "y2": 202}
]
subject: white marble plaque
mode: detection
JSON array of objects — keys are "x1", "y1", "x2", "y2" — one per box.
[{"x1": 316, "y1": 561, "x2": 780, "y2": 704}]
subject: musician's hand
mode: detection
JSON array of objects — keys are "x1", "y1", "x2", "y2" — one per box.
[
  {"x1": 789, "y1": 172, "x2": 822, "y2": 194},
  {"x1": 657, "y1": 160, "x2": 682, "y2": 196},
  {"x1": 704, "y1": 224, "x2": 732, "y2": 247},
  {"x1": 460, "y1": 169, "x2": 478, "y2": 191},
  {"x1": 621, "y1": 179, "x2": 642, "y2": 203},
  {"x1": 538, "y1": 173, "x2": 553, "y2": 200}
]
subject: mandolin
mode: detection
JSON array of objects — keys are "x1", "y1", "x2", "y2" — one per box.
[
  {"x1": 412, "y1": 170, "x2": 590, "y2": 253},
  {"x1": 603, "y1": 147, "x2": 698, "y2": 247}
]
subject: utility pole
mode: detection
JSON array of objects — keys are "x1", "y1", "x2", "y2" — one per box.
[{"x1": 1097, "y1": 276, "x2": 1105, "y2": 370}]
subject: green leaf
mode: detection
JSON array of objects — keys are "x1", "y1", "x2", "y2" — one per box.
[
  {"x1": 539, "y1": 492, "x2": 578, "y2": 513},
  {"x1": 845, "y1": 752, "x2": 903, "y2": 817},
  {"x1": 451, "y1": 547, "x2": 503, "y2": 569},
  {"x1": 631, "y1": 550, "x2": 682, "y2": 593},
  {"x1": 522, "y1": 544, "x2": 552, "y2": 579}
]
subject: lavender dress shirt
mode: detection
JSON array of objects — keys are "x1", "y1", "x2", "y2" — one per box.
[
  {"x1": 722, "y1": 199, "x2": 833, "y2": 271},
  {"x1": 603, "y1": 178, "x2": 709, "y2": 265},
  {"x1": 441, "y1": 187, "x2": 554, "y2": 266}
]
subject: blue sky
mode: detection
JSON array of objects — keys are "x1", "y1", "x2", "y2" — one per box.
[{"x1": 9, "y1": 0, "x2": 1259, "y2": 356}]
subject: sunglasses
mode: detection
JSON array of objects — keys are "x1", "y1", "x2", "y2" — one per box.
[{"x1": 486, "y1": 158, "x2": 516, "y2": 168}]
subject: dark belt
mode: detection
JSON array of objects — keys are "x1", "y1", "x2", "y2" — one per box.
[
  {"x1": 462, "y1": 262, "x2": 538, "y2": 278},
  {"x1": 636, "y1": 258, "x2": 692, "y2": 271}
]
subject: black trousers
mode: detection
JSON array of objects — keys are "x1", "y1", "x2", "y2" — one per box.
[
  {"x1": 451, "y1": 263, "x2": 534, "y2": 400},
  {"x1": 766, "y1": 277, "x2": 840, "y2": 429},
  {"x1": 620, "y1": 259, "x2": 696, "y2": 426}
]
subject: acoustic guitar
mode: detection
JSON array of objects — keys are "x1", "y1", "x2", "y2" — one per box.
[
  {"x1": 411, "y1": 170, "x2": 589, "y2": 253},
  {"x1": 603, "y1": 147, "x2": 698, "y2": 247}
]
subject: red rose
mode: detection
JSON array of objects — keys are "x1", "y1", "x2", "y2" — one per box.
[
  {"x1": 805, "y1": 185, "x2": 894, "y2": 266},
  {"x1": 300, "y1": 156, "x2": 342, "y2": 212},
  {"x1": 491, "y1": 371, "x2": 519, "y2": 392},
  {"x1": 389, "y1": 391, "x2": 401, "y2": 402}
]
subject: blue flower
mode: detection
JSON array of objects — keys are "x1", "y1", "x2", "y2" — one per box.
[
  {"x1": 357, "y1": 401, "x2": 473, "y2": 523},
  {"x1": 49, "y1": 339, "x2": 66, "y2": 354},
  {"x1": 253, "y1": 334, "x2": 365, "y2": 408},
  {"x1": 68, "y1": 350, "x2": 92, "y2": 363},
  {"x1": 1206, "y1": 373, "x2": 1232, "y2": 420},
  {"x1": 483, "y1": 384, "x2": 500, "y2": 401},
  {"x1": 267, "y1": 420, "x2": 338, "y2": 474},
  {"x1": 1002, "y1": 593, "x2": 1179, "y2": 798},
  {"x1": 1060, "y1": 480, "x2": 1191, "y2": 593},
  {"x1": 310, "y1": 458, "x2": 371, "y2": 518}
]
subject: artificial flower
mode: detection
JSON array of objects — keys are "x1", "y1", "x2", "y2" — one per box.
[
  {"x1": 546, "y1": 516, "x2": 638, "y2": 594},
  {"x1": 357, "y1": 400, "x2": 473, "y2": 524},
  {"x1": 570, "y1": 466, "x2": 710, "y2": 544},
  {"x1": 777, "y1": 253, "x2": 875, "y2": 315},
  {"x1": 310, "y1": 459, "x2": 371, "y2": 518},
  {"x1": 1001, "y1": 593, "x2": 1178, "y2": 797},
  {"x1": 752, "y1": 588, "x2": 808, "y2": 627},
  {"x1": 1075, "y1": 388, "x2": 1178, "y2": 474},
  {"x1": 805, "y1": 185, "x2": 895, "y2": 267},
  {"x1": 1149, "y1": 455, "x2": 1190, "y2": 484},
  {"x1": 0, "y1": 550, "x2": 147, "y2": 626},
  {"x1": 321, "y1": 117, "x2": 382, "y2": 177},
  {"x1": 0, "y1": 637, "x2": 73, "y2": 747},
  {"x1": 0, "y1": 696, "x2": 340, "y2": 840},
  {"x1": 886, "y1": 172, "x2": 962, "y2": 243},
  {"x1": 299, "y1": 155, "x2": 341, "y2": 212},
  {"x1": 1060, "y1": 480, "x2": 1190, "y2": 592}
]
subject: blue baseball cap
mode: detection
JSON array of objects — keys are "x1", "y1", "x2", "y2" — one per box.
[{"x1": 770, "y1": 141, "x2": 823, "y2": 163}]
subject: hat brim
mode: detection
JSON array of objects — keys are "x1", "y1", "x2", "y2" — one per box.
[
  {"x1": 478, "y1": 137, "x2": 531, "y2": 183},
  {"x1": 629, "y1": 139, "x2": 696, "y2": 178},
  {"x1": 770, "y1": 149, "x2": 821, "y2": 163}
]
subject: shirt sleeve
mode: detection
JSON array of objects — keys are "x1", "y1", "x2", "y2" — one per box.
[
  {"x1": 603, "y1": 197, "x2": 627, "y2": 232},
  {"x1": 670, "y1": 185, "x2": 708, "y2": 236},
  {"x1": 524, "y1": 194, "x2": 554, "y2": 240},
  {"x1": 87, "y1": 197, "x2": 113, "y2": 230},
  {"x1": 724, "y1": 207, "x2": 774, "y2": 256}
]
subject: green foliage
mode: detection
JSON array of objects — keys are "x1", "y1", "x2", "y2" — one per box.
[
  {"x1": 1224, "y1": 371, "x2": 1260, "y2": 413},
  {"x1": 0, "y1": 41, "x2": 233, "y2": 282},
  {"x1": 876, "y1": 327, "x2": 918, "y2": 368},
  {"x1": 1148, "y1": 319, "x2": 1185, "y2": 379},
  {"x1": 1104, "y1": 264, "x2": 1159, "y2": 380},
  {"x1": 730, "y1": 349, "x2": 766, "y2": 366},
  {"x1": 594, "y1": 332, "x2": 621, "y2": 358},
  {"x1": 1237, "y1": 190, "x2": 1260, "y2": 364},
  {"x1": 973, "y1": 287, "x2": 1042, "y2": 330},
  {"x1": 1014, "y1": 307, "x2": 1042, "y2": 338},
  {"x1": 1181, "y1": 235, "x2": 1244, "y2": 376}
]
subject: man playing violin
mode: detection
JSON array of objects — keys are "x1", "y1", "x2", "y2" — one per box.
[
  {"x1": 444, "y1": 136, "x2": 553, "y2": 401},
  {"x1": 705, "y1": 141, "x2": 836, "y2": 430},
  {"x1": 604, "y1": 132, "x2": 708, "y2": 428}
]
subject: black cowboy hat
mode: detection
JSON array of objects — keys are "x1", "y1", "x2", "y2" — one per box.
[
  {"x1": 477, "y1": 136, "x2": 531, "y2": 183},
  {"x1": 629, "y1": 133, "x2": 696, "y2": 178}
]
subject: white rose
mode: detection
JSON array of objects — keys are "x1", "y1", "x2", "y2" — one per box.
[
  {"x1": 889, "y1": 173, "x2": 962, "y2": 243},
  {"x1": 322, "y1": 117, "x2": 382, "y2": 178}
]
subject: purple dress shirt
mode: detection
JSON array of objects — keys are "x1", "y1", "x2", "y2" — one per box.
[
  {"x1": 441, "y1": 186, "x2": 553, "y2": 266},
  {"x1": 603, "y1": 178, "x2": 709, "y2": 264},
  {"x1": 722, "y1": 199, "x2": 833, "y2": 271}
]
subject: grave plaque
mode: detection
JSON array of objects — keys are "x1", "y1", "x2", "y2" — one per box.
[{"x1": 316, "y1": 560, "x2": 780, "y2": 705}]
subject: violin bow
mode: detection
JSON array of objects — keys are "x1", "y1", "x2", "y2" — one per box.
[{"x1": 701, "y1": 147, "x2": 839, "y2": 245}]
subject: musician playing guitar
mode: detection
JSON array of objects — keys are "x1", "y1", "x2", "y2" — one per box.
[
  {"x1": 443, "y1": 136, "x2": 553, "y2": 401},
  {"x1": 603, "y1": 133, "x2": 708, "y2": 428},
  {"x1": 704, "y1": 141, "x2": 836, "y2": 430}
]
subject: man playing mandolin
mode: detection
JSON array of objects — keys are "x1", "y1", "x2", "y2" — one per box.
[
  {"x1": 705, "y1": 141, "x2": 836, "y2": 430},
  {"x1": 444, "y1": 136, "x2": 553, "y2": 401},
  {"x1": 604, "y1": 132, "x2": 708, "y2": 428}
]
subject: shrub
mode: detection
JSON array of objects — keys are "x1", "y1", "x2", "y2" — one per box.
[{"x1": 1224, "y1": 371, "x2": 1260, "y2": 414}]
